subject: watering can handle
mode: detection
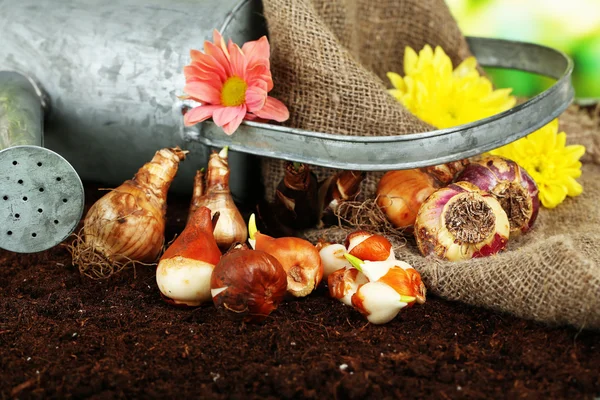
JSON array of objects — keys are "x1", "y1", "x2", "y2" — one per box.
[
  {"x1": 189, "y1": 37, "x2": 574, "y2": 171},
  {"x1": 0, "y1": 71, "x2": 47, "y2": 149}
]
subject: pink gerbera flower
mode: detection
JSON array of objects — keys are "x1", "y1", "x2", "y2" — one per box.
[{"x1": 183, "y1": 30, "x2": 289, "y2": 135}]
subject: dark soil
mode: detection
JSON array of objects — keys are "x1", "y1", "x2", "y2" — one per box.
[{"x1": 1, "y1": 184, "x2": 599, "y2": 399}]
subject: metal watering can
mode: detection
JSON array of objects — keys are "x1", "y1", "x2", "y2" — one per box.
[
  {"x1": 0, "y1": 0, "x2": 266, "y2": 252},
  {"x1": 0, "y1": 0, "x2": 574, "y2": 253}
]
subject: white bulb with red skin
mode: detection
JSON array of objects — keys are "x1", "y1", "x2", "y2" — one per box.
[
  {"x1": 333, "y1": 254, "x2": 426, "y2": 324},
  {"x1": 345, "y1": 231, "x2": 394, "y2": 261},
  {"x1": 156, "y1": 207, "x2": 222, "y2": 307}
]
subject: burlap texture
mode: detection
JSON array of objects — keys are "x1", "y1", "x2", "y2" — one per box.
[
  {"x1": 261, "y1": 0, "x2": 472, "y2": 201},
  {"x1": 260, "y1": 0, "x2": 600, "y2": 329},
  {"x1": 561, "y1": 103, "x2": 600, "y2": 163},
  {"x1": 302, "y1": 106, "x2": 600, "y2": 331}
]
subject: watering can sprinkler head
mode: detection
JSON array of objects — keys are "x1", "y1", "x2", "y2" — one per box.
[{"x1": 0, "y1": 71, "x2": 84, "y2": 253}]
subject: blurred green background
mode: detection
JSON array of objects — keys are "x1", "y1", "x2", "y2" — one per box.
[{"x1": 447, "y1": 0, "x2": 600, "y2": 102}]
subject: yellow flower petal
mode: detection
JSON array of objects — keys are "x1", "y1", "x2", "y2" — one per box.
[
  {"x1": 404, "y1": 47, "x2": 419, "y2": 76},
  {"x1": 418, "y1": 45, "x2": 434, "y2": 70},
  {"x1": 388, "y1": 89, "x2": 404, "y2": 101},
  {"x1": 539, "y1": 183, "x2": 568, "y2": 209},
  {"x1": 564, "y1": 144, "x2": 586, "y2": 161},
  {"x1": 387, "y1": 72, "x2": 405, "y2": 92},
  {"x1": 561, "y1": 176, "x2": 583, "y2": 197},
  {"x1": 453, "y1": 57, "x2": 478, "y2": 78}
]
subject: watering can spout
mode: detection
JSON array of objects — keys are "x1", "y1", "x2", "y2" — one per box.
[{"x1": 0, "y1": 71, "x2": 84, "y2": 253}]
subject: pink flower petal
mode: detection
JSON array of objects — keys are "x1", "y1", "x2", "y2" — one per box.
[
  {"x1": 204, "y1": 41, "x2": 232, "y2": 76},
  {"x1": 245, "y1": 63, "x2": 273, "y2": 92},
  {"x1": 253, "y1": 96, "x2": 289, "y2": 122},
  {"x1": 265, "y1": 73, "x2": 274, "y2": 92},
  {"x1": 222, "y1": 106, "x2": 247, "y2": 135},
  {"x1": 213, "y1": 29, "x2": 230, "y2": 58},
  {"x1": 190, "y1": 49, "x2": 204, "y2": 62},
  {"x1": 184, "y1": 64, "x2": 202, "y2": 80},
  {"x1": 184, "y1": 105, "x2": 220, "y2": 126},
  {"x1": 213, "y1": 105, "x2": 246, "y2": 128},
  {"x1": 184, "y1": 65, "x2": 225, "y2": 87},
  {"x1": 228, "y1": 41, "x2": 248, "y2": 79},
  {"x1": 187, "y1": 54, "x2": 228, "y2": 83},
  {"x1": 184, "y1": 81, "x2": 221, "y2": 105},
  {"x1": 244, "y1": 113, "x2": 269, "y2": 123},
  {"x1": 242, "y1": 36, "x2": 270, "y2": 67},
  {"x1": 245, "y1": 86, "x2": 267, "y2": 112}
]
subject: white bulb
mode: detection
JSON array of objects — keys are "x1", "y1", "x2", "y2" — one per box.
[
  {"x1": 319, "y1": 243, "x2": 351, "y2": 278},
  {"x1": 354, "y1": 281, "x2": 407, "y2": 324},
  {"x1": 156, "y1": 256, "x2": 214, "y2": 306}
]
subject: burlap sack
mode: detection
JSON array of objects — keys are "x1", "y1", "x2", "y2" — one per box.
[
  {"x1": 302, "y1": 105, "x2": 600, "y2": 330},
  {"x1": 260, "y1": 0, "x2": 600, "y2": 329},
  {"x1": 261, "y1": 0, "x2": 472, "y2": 201}
]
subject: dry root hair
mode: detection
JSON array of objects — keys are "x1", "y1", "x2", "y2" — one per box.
[
  {"x1": 333, "y1": 197, "x2": 408, "y2": 248},
  {"x1": 66, "y1": 229, "x2": 158, "y2": 280}
]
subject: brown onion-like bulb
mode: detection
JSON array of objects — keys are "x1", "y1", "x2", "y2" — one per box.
[
  {"x1": 423, "y1": 159, "x2": 469, "y2": 185},
  {"x1": 414, "y1": 181, "x2": 510, "y2": 261},
  {"x1": 319, "y1": 170, "x2": 365, "y2": 226},
  {"x1": 273, "y1": 162, "x2": 320, "y2": 230},
  {"x1": 376, "y1": 169, "x2": 440, "y2": 230},
  {"x1": 249, "y1": 215, "x2": 323, "y2": 297},
  {"x1": 190, "y1": 147, "x2": 247, "y2": 251},
  {"x1": 210, "y1": 246, "x2": 288, "y2": 323},
  {"x1": 84, "y1": 147, "x2": 187, "y2": 262},
  {"x1": 456, "y1": 155, "x2": 539, "y2": 235}
]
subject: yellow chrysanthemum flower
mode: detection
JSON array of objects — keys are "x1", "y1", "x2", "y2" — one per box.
[
  {"x1": 387, "y1": 44, "x2": 586, "y2": 209},
  {"x1": 489, "y1": 119, "x2": 586, "y2": 209},
  {"x1": 387, "y1": 45, "x2": 516, "y2": 129}
]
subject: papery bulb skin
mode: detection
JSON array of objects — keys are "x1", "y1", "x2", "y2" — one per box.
[
  {"x1": 456, "y1": 156, "x2": 539, "y2": 235},
  {"x1": 253, "y1": 233, "x2": 323, "y2": 297},
  {"x1": 424, "y1": 159, "x2": 469, "y2": 185},
  {"x1": 84, "y1": 147, "x2": 187, "y2": 262},
  {"x1": 274, "y1": 162, "x2": 320, "y2": 230},
  {"x1": 319, "y1": 170, "x2": 365, "y2": 226},
  {"x1": 188, "y1": 169, "x2": 205, "y2": 218},
  {"x1": 318, "y1": 243, "x2": 352, "y2": 278},
  {"x1": 378, "y1": 265, "x2": 427, "y2": 306},
  {"x1": 376, "y1": 169, "x2": 440, "y2": 230},
  {"x1": 191, "y1": 148, "x2": 247, "y2": 251},
  {"x1": 328, "y1": 267, "x2": 369, "y2": 306},
  {"x1": 414, "y1": 181, "x2": 510, "y2": 261},
  {"x1": 345, "y1": 231, "x2": 394, "y2": 261},
  {"x1": 201, "y1": 192, "x2": 247, "y2": 251},
  {"x1": 156, "y1": 207, "x2": 222, "y2": 307},
  {"x1": 210, "y1": 247, "x2": 288, "y2": 323}
]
